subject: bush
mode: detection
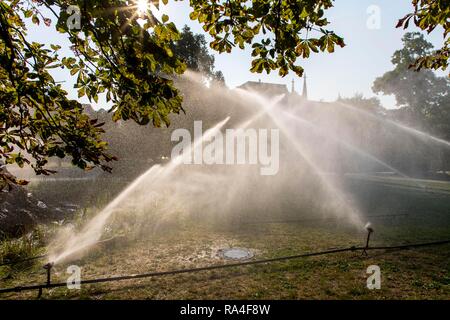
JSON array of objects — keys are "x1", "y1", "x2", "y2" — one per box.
[{"x1": 0, "y1": 228, "x2": 45, "y2": 265}]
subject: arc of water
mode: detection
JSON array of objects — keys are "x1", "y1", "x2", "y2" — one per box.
[
  {"x1": 241, "y1": 90, "x2": 364, "y2": 228},
  {"x1": 153, "y1": 95, "x2": 287, "y2": 230},
  {"x1": 50, "y1": 117, "x2": 231, "y2": 264},
  {"x1": 279, "y1": 109, "x2": 426, "y2": 189},
  {"x1": 50, "y1": 87, "x2": 288, "y2": 265},
  {"x1": 337, "y1": 102, "x2": 450, "y2": 149}
]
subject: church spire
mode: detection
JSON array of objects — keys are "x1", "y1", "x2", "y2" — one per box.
[
  {"x1": 291, "y1": 79, "x2": 295, "y2": 93},
  {"x1": 302, "y1": 73, "x2": 308, "y2": 100}
]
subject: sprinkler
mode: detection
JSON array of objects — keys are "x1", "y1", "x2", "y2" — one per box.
[
  {"x1": 43, "y1": 262, "x2": 54, "y2": 286},
  {"x1": 37, "y1": 262, "x2": 54, "y2": 298},
  {"x1": 363, "y1": 224, "x2": 374, "y2": 255}
]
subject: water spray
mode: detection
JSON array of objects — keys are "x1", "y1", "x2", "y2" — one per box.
[{"x1": 49, "y1": 117, "x2": 231, "y2": 264}]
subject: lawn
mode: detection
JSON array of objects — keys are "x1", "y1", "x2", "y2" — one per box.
[{"x1": 1, "y1": 176, "x2": 449, "y2": 300}]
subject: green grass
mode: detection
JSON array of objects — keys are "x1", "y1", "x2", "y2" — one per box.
[
  {"x1": 0, "y1": 229, "x2": 45, "y2": 265},
  {"x1": 347, "y1": 173, "x2": 450, "y2": 194},
  {"x1": 0, "y1": 177, "x2": 449, "y2": 300}
]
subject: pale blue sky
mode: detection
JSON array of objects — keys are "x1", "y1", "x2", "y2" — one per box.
[{"x1": 26, "y1": 1, "x2": 445, "y2": 109}]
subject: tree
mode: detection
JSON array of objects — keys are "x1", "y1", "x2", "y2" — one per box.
[
  {"x1": 373, "y1": 32, "x2": 450, "y2": 173},
  {"x1": 397, "y1": 0, "x2": 450, "y2": 76},
  {"x1": 373, "y1": 32, "x2": 450, "y2": 129},
  {"x1": 338, "y1": 93, "x2": 384, "y2": 115},
  {"x1": 1, "y1": 0, "x2": 447, "y2": 188},
  {"x1": 172, "y1": 25, "x2": 224, "y2": 83},
  {"x1": 0, "y1": 0, "x2": 346, "y2": 188},
  {"x1": 1, "y1": 0, "x2": 186, "y2": 189}
]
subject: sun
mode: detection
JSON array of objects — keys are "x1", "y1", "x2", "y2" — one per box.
[{"x1": 136, "y1": 0, "x2": 150, "y2": 14}]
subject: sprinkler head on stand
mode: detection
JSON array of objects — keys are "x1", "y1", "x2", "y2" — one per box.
[
  {"x1": 43, "y1": 262, "x2": 54, "y2": 286},
  {"x1": 362, "y1": 223, "x2": 374, "y2": 255},
  {"x1": 37, "y1": 262, "x2": 54, "y2": 298}
]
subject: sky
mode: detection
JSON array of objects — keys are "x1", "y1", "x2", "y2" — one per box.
[{"x1": 25, "y1": 0, "x2": 446, "y2": 109}]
